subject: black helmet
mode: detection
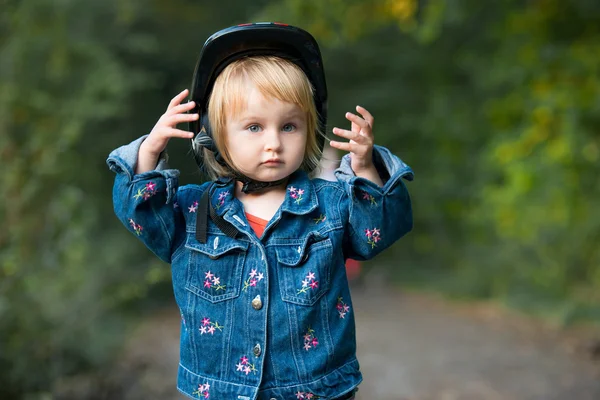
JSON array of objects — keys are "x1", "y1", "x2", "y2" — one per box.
[{"x1": 188, "y1": 22, "x2": 328, "y2": 193}]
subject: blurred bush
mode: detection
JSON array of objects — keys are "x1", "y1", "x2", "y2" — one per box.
[{"x1": 1, "y1": 0, "x2": 599, "y2": 397}]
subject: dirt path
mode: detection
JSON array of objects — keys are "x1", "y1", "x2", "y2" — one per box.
[{"x1": 115, "y1": 279, "x2": 600, "y2": 400}]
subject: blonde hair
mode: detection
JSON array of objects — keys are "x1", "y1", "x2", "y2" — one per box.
[{"x1": 198, "y1": 56, "x2": 323, "y2": 180}]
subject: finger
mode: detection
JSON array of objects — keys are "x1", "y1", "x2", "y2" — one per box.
[
  {"x1": 345, "y1": 112, "x2": 371, "y2": 133},
  {"x1": 167, "y1": 100, "x2": 196, "y2": 116},
  {"x1": 165, "y1": 128, "x2": 195, "y2": 139},
  {"x1": 332, "y1": 127, "x2": 369, "y2": 144},
  {"x1": 165, "y1": 112, "x2": 199, "y2": 126},
  {"x1": 356, "y1": 105, "x2": 374, "y2": 128},
  {"x1": 167, "y1": 89, "x2": 189, "y2": 110},
  {"x1": 329, "y1": 140, "x2": 363, "y2": 153}
]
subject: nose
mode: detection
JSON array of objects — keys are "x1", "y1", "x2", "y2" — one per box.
[{"x1": 264, "y1": 128, "x2": 282, "y2": 152}]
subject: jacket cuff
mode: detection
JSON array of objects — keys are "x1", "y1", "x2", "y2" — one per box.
[
  {"x1": 106, "y1": 135, "x2": 180, "y2": 203},
  {"x1": 334, "y1": 145, "x2": 413, "y2": 194}
]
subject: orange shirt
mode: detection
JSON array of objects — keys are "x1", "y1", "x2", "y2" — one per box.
[{"x1": 245, "y1": 213, "x2": 269, "y2": 238}]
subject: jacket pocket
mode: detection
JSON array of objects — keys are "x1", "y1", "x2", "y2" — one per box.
[
  {"x1": 184, "y1": 233, "x2": 249, "y2": 303},
  {"x1": 275, "y1": 236, "x2": 332, "y2": 306}
]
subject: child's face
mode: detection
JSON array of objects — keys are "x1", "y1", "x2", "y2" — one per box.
[{"x1": 223, "y1": 81, "x2": 307, "y2": 184}]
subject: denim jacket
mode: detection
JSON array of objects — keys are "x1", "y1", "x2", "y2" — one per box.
[{"x1": 107, "y1": 136, "x2": 413, "y2": 400}]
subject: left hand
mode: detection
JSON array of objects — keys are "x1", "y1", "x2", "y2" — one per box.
[{"x1": 330, "y1": 105, "x2": 375, "y2": 174}]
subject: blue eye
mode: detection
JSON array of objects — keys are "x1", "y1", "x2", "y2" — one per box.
[
  {"x1": 248, "y1": 125, "x2": 261, "y2": 133},
  {"x1": 282, "y1": 124, "x2": 296, "y2": 132}
]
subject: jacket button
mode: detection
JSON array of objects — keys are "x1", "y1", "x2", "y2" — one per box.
[
  {"x1": 252, "y1": 295, "x2": 262, "y2": 310},
  {"x1": 253, "y1": 343, "x2": 261, "y2": 357}
]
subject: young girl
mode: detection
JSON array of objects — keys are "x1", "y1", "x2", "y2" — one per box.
[{"x1": 107, "y1": 23, "x2": 413, "y2": 400}]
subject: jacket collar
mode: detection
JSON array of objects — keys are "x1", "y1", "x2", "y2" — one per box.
[{"x1": 210, "y1": 171, "x2": 318, "y2": 218}]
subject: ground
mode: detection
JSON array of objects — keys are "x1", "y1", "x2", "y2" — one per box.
[{"x1": 100, "y1": 275, "x2": 600, "y2": 400}]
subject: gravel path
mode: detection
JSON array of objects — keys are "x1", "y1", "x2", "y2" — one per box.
[{"x1": 113, "y1": 279, "x2": 600, "y2": 400}]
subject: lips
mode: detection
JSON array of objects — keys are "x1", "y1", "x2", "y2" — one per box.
[{"x1": 262, "y1": 159, "x2": 283, "y2": 165}]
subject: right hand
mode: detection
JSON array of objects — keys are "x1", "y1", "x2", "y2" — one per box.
[{"x1": 142, "y1": 89, "x2": 199, "y2": 156}]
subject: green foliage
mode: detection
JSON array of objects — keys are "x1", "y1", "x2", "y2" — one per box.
[
  {"x1": 2, "y1": 0, "x2": 599, "y2": 397},
  {"x1": 261, "y1": 0, "x2": 600, "y2": 324}
]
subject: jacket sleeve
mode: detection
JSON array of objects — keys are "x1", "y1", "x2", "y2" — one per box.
[
  {"x1": 334, "y1": 144, "x2": 414, "y2": 261},
  {"x1": 106, "y1": 135, "x2": 185, "y2": 264}
]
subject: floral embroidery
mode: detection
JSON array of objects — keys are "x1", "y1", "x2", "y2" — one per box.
[
  {"x1": 199, "y1": 317, "x2": 224, "y2": 335},
  {"x1": 133, "y1": 181, "x2": 157, "y2": 201},
  {"x1": 295, "y1": 392, "x2": 322, "y2": 399},
  {"x1": 313, "y1": 214, "x2": 326, "y2": 224},
  {"x1": 188, "y1": 200, "x2": 198, "y2": 213},
  {"x1": 203, "y1": 271, "x2": 226, "y2": 291},
  {"x1": 297, "y1": 271, "x2": 319, "y2": 294},
  {"x1": 336, "y1": 297, "x2": 351, "y2": 319},
  {"x1": 236, "y1": 355, "x2": 257, "y2": 375},
  {"x1": 192, "y1": 383, "x2": 210, "y2": 398},
  {"x1": 173, "y1": 201, "x2": 179, "y2": 209},
  {"x1": 242, "y1": 269, "x2": 264, "y2": 292},
  {"x1": 302, "y1": 327, "x2": 319, "y2": 351},
  {"x1": 365, "y1": 227, "x2": 381, "y2": 248},
  {"x1": 214, "y1": 191, "x2": 229, "y2": 210},
  {"x1": 288, "y1": 186, "x2": 305, "y2": 204},
  {"x1": 360, "y1": 190, "x2": 377, "y2": 206},
  {"x1": 128, "y1": 218, "x2": 143, "y2": 236}
]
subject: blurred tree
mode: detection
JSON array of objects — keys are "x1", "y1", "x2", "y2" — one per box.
[
  {"x1": 2, "y1": 0, "x2": 599, "y2": 397},
  {"x1": 261, "y1": 0, "x2": 600, "y2": 322},
  {"x1": 0, "y1": 0, "x2": 268, "y2": 397}
]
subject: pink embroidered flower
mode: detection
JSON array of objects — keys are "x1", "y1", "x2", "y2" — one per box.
[
  {"x1": 295, "y1": 391, "x2": 322, "y2": 399},
  {"x1": 203, "y1": 272, "x2": 226, "y2": 292},
  {"x1": 236, "y1": 356, "x2": 257, "y2": 375},
  {"x1": 188, "y1": 200, "x2": 198, "y2": 213},
  {"x1": 336, "y1": 297, "x2": 351, "y2": 319},
  {"x1": 199, "y1": 318, "x2": 223, "y2": 335},
  {"x1": 288, "y1": 186, "x2": 304, "y2": 204},
  {"x1": 243, "y1": 269, "x2": 264, "y2": 292},
  {"x1": 215, "y1": 191, "x2": 229, "y2": 209},
  {"x1": 133, "y1": 181, "x2": 158, "y2": 201},
  {"x1": 128, "y1": 218, "x2": 143, "y2": 236},
  {"x1": 360, "y1": 190, "x2": 377, "y2": 206},
  {"x1": 298, "y1": 272, "x2": 319, "y2": 295},
  {"x1": 192, "y1": 383, "x2": 211, "y2": 398},
  {"x1": 365, "y1": 227, "x2": 382, "y2": 248},
  {"x1": 302, "y1": 327, "x2": 318, "y2": 351}
]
